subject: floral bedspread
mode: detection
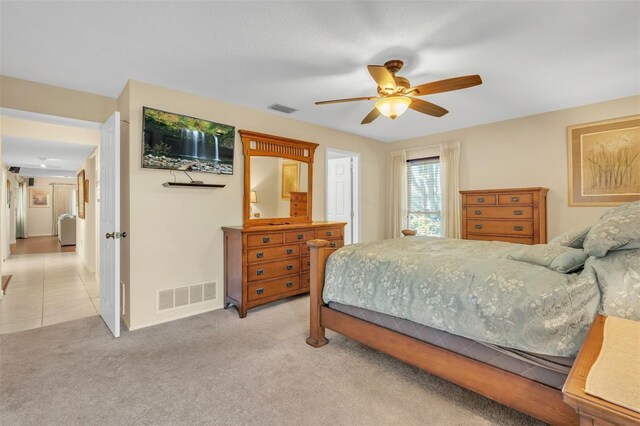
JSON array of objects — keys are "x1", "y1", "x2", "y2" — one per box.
[{"x1": 323, "y1": 237, "x2": 601, "y2": 357}]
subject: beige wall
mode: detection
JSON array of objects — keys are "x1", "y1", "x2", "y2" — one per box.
[
  {"x1": 118, "y1": 82, "x2": 131, "y2": 327},
  {"x1": 0, "y1": 162, "x2": 5, "y2": 268},
  {"x1": 26, "y1": 177, "x2": 75, "y2": 237},
  {"x1": 5, "y1": 171, "x2": 19, "y2": 246},
  {"x1": 77, "y1": 154, "x2": 97, "y2": 274},
  {"x1": 123, "y1": 80, "x2": 387, "y2": 329},
  {"x1": 1, "y1": 116, "x2": 100, "y2": 145},
  {"x1": 388, "y1": 95, "x2": 640, "y2": 239},
  {"x1": 0, "y1": 76, "x2": 116, "y2": 123}
]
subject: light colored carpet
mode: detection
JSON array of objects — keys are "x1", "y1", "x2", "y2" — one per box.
[{"x1": 0, "y1": 296, "x2": 544, "y2": 425}]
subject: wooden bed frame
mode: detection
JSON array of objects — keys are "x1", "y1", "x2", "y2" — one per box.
[{"x1": 306, "y1": 239, "x2": 579, "y2": 426}]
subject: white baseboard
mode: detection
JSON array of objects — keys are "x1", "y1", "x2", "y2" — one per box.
[
  {"x1": 127, "y1": 304, "x2": 222, "y2": 331},
  {"x1": 27, "y1": 233, "x2": 53, "y2": 237},
  {"x1": 121, "y1": 314, "x2": 130, "y2": 330}
]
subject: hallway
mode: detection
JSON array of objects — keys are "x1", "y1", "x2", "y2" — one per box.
[
  {"x1": 10, "y1": 236, "x2": 76, "y2": 255},
  {"x1": 0, "y1": 252, "x2": 99, "y2": 334}
]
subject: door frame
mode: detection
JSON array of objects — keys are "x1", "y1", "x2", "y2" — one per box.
[{"x1": 325, "y1": 147, "x2": 360, "y2": 244}]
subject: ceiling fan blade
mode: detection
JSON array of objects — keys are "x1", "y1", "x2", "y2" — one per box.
[
  {"x1": 367, "y1": 65, "x2": 397, "y2": 92},
  {"x1": 409, "y1": 98, "x2": 449, "y2": 117},
  {"x1": 361, "y1": 108, "x2": 381, "y2": 125},
  {"x1": 315, "y1": 96, "x2": 376, "y2": 105},
  {"x1": 410, "y1": 75, "x2": 482, "y2": 96}
]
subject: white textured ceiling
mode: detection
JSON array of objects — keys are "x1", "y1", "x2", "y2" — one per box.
[
  {"x1": 2, "y1": 136, "x2": 95, "y2": 179},
  {"x1": 1, "y1": 1, "x2": 639, "y2": 142}
]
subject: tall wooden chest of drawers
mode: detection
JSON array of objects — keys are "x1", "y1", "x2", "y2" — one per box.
[
  {"x1": 222, "y1": 222, "x2": 346, "y2": 317},
  {"x1": 289, "y1": 192, "x2": 308, "y2": 217},
  {"x1": 460, "y1": 187, "x2": 548, "y2": 245}
]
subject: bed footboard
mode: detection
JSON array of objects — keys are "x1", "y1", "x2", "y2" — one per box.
[
  {"x1": 306, "y1": 239, "x2": 338, "y2": 348},
  {"x1": 304, "y1": 237, "x2": 579, "y2": 425}
]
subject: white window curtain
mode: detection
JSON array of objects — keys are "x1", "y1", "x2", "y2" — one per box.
[
  {"x1": 15, "y1": 182, "x2": 27, "y2": 239},
  {"x1": 51, "y1": 184, "x2": 74, "y2": 235},
  {"x1": 439, "y1": 141, "x2": 461, "y2": 238},
  {"x1": 387, "y1": 150, "x2": 407, "y2": 239}
]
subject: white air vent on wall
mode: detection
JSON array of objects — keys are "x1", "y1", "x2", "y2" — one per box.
[
  {"x1": 203, "y1": 282, "x2": 215, "y2": 301},
  {"x1": 157, "y1": 281, "x2": 217, "y2": 312}
]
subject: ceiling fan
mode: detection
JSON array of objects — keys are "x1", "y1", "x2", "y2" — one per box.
[{"x1": 315, "y1": 60, "x2": 482, "y2": 124}]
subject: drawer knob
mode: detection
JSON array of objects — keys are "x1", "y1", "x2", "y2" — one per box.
[
  {"x1": 262, "y1": 237, "x2": 271, "y2": 243},
  {"x1": 475, "y1": 224, "x2": 483, "y2": 229},
  {"x1": 297, "y1": 234, "x2": 304, "y2": 240},
  {"x1": 256, "y1": 252, "x2": 264, "y2": 258},
  {"x1": 513, "y1": 210, "x2": 523, "y2": 216},
  {"x1": 329, "y1": 242, "x2": 337, "y2": 248},
  {"x1": 511, "y1": 197, "x2": 520, "y2": 202},
  {"x1": 286, "y1": 248, "x2": 294, "y2": 255},
  {"x1": 326, "y1": 231, "x2": 333, "y2": 236},
  {"x1": 514, "y1": 226, "x2": 524, "y2": 231},
  {"x1": 256, "y1": 269, "x2": 265, "y2": 276},
  {"x1": 477, "y1": 197, "x2": 485, "y2": 203},
  {"x1": 474, "y1": 210, "x2": 482, "y2": 215},
  {"x1": 286, "y1": 264, "x2": 294, "y2": 271},
  {"x1": 286, "y1": 281, "x2": 294, "y2": 288},
  {"x1": 256, "y1": 288, "x2": 264, "y2": 295}
]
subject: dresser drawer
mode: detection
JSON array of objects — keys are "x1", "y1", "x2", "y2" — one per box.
[
  {"x1": 290, "y1": 201, "x2": 306, "y2": 210},
  {"x1": 304, "y1": 238, "x2": 344, "y2": 253},
  {"x1": 302, "y1": 256, "x2": 310, "y2": 272},
  {"x1": 467, "y1": 219, "x2": 533, "y2": 236},
  {"x1": 466, "y1": 206, "x2": 533, "y2": 219},
  {"x1": 285, "y1": 230, "x2": 315, "y2": 243},
  {"x1": 247, "y1": 245, "x2": 300, "y2": 264},
  {"x1": 464, "y1": 194, "x2": 496, "y2": 206},
  {"x1": 248, "y1": 276, "x2": 300, "y2": 302},
  {"x1": 291, "y1": 208, "x2": 307, "y2": 216},
  {"x1": 247, "y1": 233, "x2": 283, "y2": 247},
  {"x1": 316, "y1": 227, "x2": 343, "y2": 239},
  {"x1": 498, "y1": 193, "x2": 533, "y2": 205},
  {"x1": 466, "y1": 234, "x2": 534, "y2": 245},
  {"x1": 301, "y1": 272, "x2": 310, "y2": 288},
  {"x1": 247, "y1": 259, "x2": 300, "y2": 282}
]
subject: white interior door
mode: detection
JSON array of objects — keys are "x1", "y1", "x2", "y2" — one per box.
[
  {"x1": 327, "y1": 157, "x2": 353, "y2": 244},
  {"x1": 99, "y1": 111, "x2": 120, "y2": 337}
]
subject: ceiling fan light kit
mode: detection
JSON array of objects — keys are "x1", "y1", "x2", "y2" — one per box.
[
  {"x1": 315, "y1": 59, "x2": 482, "y2": 125},
  {"x1": 375, "y1": 95, "x2": 411, "y2": 119}
]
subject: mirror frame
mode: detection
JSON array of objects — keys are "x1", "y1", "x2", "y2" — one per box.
[{"x1": 239, "y1": 130, "x2": 318, "y2": 227}]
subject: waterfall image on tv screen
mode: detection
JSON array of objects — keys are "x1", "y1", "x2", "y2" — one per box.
[{"x1": 142, "y1": 107, "x2": 235, "y2": 174}]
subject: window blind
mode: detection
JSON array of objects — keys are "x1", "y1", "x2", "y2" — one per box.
[{"x1": 407, "y1": 157, "x2": 441, "y2": 236}]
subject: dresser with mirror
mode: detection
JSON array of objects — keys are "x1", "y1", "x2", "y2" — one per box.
[{"x1": 222, "y1": 130, "x2": 346, "y2": 318}]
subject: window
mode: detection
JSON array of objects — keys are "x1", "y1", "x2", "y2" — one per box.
[{"x1": 407, "y1": 157, "x2": 441, "y2": 236}]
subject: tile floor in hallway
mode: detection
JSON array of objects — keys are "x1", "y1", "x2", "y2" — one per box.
[{"x1": 0, "y1": 252, "x2": 99, "y2": 335}]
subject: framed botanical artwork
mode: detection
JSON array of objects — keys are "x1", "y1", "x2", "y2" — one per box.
[
  {"x1": 77, "y1": 170, "x2": 86, "y2": 219},
  {"x1": 568, "y1": 115, "x2": 640, "y2": 206},
  {"x1": 29, "y1": 188, "x2": 50, "y2": 208},
  {"x1": 281, "y1": 161, "x2": 300, "y2": 200}
]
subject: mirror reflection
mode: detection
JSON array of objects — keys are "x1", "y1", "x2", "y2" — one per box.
[{"x1": 250, "y1": 156, "x2": 309, "y2": 219}]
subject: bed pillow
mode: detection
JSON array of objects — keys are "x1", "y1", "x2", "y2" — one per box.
[
  {"x1": 600, "y1": 200, "x2": 640, "y2": 220},
  {"x1": 583, "y1": 201, "x2": 640, "y2": 257},
  {"x1": 508, "y1": 245, "x2": 589, "y2": 273},
  {"x1": 549, "y1": 226, "x2": 591, "y2": 248},
  {"x1": 588, "y1": 248, "x2": 640, "y2": 321}
]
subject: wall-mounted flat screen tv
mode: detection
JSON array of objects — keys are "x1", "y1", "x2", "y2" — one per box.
[{"x1": 142, "y1": 107, "x2": 235, "y2": 174}]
